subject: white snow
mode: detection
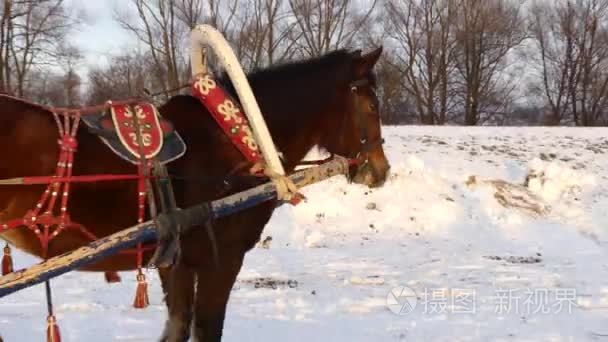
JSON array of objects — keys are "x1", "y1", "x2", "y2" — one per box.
[{"x1": 2, "y1": 125, "x2": 608, "y2": 341}]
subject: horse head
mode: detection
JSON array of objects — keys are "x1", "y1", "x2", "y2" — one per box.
[{"x1": 326, "y1": 46, "x2": 390, "y2": 188}]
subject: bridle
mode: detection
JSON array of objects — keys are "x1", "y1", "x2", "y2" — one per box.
[
  {"x1": 167, "y1": 76, "x2": 386, "y2": 190},
  {"x1": 346, "y1": 78, "x2": 385, "y2": 168}
]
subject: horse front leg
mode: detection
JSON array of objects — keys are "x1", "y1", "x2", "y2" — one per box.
[
  {"x1": 157, "y1": 264, "x2": 196, "y2": 342},
  {"x1": 191, "y1": 252, "x2": 244, "y2": 342}
]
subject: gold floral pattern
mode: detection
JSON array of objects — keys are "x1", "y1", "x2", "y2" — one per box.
[
  {"x1": 217, "y1": 99, "x2": 243, "y2": 123},
  {"x1": 193, "y1": 74, "x2": 217, "y2": 95},
  {"x1": 241, "y1": 125, "x2": 258, "y2": 150},
  {"x1": 191, "y1": 72, "x2": 262, "y2": 163},
  {"x1": 133, "y1": 105, "x2": 148, "y2": 119}
]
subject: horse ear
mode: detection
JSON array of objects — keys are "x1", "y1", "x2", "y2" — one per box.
[{"x1": 353, "y1": 46, "x2": 383, "y2": 76}]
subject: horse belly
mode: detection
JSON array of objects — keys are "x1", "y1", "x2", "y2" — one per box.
[
  {"x1": 0, "y1": 182, "x2": 147, "y2": 272},
  {"x1": 0, "y1": 189, "x2": 49, "y2": 258}
]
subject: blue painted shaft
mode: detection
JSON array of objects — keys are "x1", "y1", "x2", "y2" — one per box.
[{"x1": 0, "y1": 158, "x2": 348, "y2": 298}]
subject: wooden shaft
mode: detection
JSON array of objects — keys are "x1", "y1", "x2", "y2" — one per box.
[
  {"x1": 0, "y1": 157, "x2": 350, "y2": 297},
  {"x1": 190, "y1": 24, "x2": 286, "y2": 178}
]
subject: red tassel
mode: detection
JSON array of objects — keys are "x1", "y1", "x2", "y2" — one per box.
[
  {"x1": 289, "y1": 193, "x2": 306, "y2": 206},
  {"x1": 2, "y1": 244, "x2": 13, "y2": 275},
  {"x1": 104, "y1": 271, "x2": 121, "y2": 283},
  {"x1": 46, "y1": 315, "x2": 61, "y2": 342},
  {"x1": 133, "y1": 270, "x2": 149, "y2": 309}
]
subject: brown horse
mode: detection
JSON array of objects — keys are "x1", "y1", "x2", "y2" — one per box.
[{"x1": 0, "y1": 47, "x2": 389, "y2": 341}]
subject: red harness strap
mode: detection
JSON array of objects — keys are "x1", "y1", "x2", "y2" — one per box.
[
  {"x1": 4, "y1": 111, "x2": 83, "y2": 257},
  {"x1": 0, "y1": 110, "x2": 156, "y2": 305},
  {"x1": 191, "y1": 73, "x2": 264, "y2": 165},
  {"x1": 0, "y1": 97, "x2": 168, "y2": 341}
]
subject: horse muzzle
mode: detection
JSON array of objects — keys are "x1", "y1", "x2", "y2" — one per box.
[{"x1": 349, "y1": 157, "x2": 389, "y2": 188}]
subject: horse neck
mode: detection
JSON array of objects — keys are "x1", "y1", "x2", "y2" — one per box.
[
  {"x1": 228, "y1": 56, "x2": 352, "y2": 172},
  {"x1": 263, "y1": 97, "x2": 344, "y2": 173}
]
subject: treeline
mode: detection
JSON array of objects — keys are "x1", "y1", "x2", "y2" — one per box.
[{"x1": 1, "y1": 0, "x2": 607, "y2": 126}]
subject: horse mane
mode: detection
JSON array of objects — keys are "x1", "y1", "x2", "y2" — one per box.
[
  {"x1": 218, "y1": 50, "x2": 356, "y2": 128},
  {"x1": 221, "y1": 49, "x2": 354, "y2": 89}
]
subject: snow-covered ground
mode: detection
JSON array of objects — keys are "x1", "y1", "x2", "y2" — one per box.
[{"x1": 2, "y1": 126, "x2": 608, "y2": 341}]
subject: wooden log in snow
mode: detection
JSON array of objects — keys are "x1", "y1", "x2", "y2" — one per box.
[
  {"x1": 0, "y1": 157, "x2": 350, "y2": 298},
  {"x1": 466, "y1": 175, "x2": 550, "y2": 216}
]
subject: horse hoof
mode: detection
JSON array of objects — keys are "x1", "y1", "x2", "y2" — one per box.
[{"x1": 104, "y1": 271, "x2": 121, "y2": 283}]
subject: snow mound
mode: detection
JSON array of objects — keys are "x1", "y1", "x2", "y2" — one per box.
[
  {"x1": 526, "y1": 157, "x2": 596, "y2": 202},
  {"x1": 3, "y1": 126, "x2": 608, "y2": 342}
]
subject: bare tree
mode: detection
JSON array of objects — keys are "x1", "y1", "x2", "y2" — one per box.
[
  {"x1": 86, "y1": 51, "x2": 154, "y2": 105},
  {"x1": 530, "y1": 0, "x2": 608, "y2": 126},
  {"x1": 227, "y1": 0, "x2": 301, "y2": 70},
  {"x1": 375, "y1": 55, "x2": 417, "y2": 124},
  {"x1": 529, "y1": 1, "x2": 577, "y2": 125},
  {"x1": 263, "y1": 0, "x2": 299, "y2": 64},
  {"x1": 24, "y1": 44, "x2": 82, "y2": 107},
  {"x1": 571, "y1": 0, "x2": 608, "y2": 125},
  {"x1": 0, "y1": 0, "x2": 14, "y2": 92},
  {"x1": 57, "y1": 45, "x2": 82, "y2": 106},
  {"x1": 115, "y1": 0, "x2": 206, "y2": 96},
  {"x1": 175, "y1": 0, "x2": 205, "y2": 29},
  {"x1": 452, "y1": 0, "x2": 527, "y2": 125},
  {"x1": 385, "y1": 0, "x2": 458, "y2": 124},
  {"x1": 30, "y1": 68, "x2": 80, "y2": 107},
  {"x1": 288, "y1": 0, "x2": 378, "y2": 57},
  {"x1": 0, "y1": 0, "x2": 79, "y2": 96},
  {"x1": 115, "y1": 0, "x2": 279, "y2": 94}
]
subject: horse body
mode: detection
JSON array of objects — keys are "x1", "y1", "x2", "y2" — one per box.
[
  {"x1": 158, "y1": 47, "x2": 389, "y2": 342},
  {"x1": 0, "y1": 97, "x2": 149, "y2": 271},
  {"x1": 0, "y1": 47, "x2": 389, "y2": 342}
]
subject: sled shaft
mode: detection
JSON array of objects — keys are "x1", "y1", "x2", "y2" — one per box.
[{"x1": 0, "y1": 157, "x2": 349, "y2": 297}]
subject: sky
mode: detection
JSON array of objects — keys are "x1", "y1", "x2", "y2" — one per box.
[
  {"x1": 66, "y1": 0, "x2": 537, "y2": 105},
  {"x1": 68, "y1": 0, "x2": 134, "y2": 69}
]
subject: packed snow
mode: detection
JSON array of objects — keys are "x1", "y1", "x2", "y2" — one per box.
[{"x1": 2, "y1": 126, "x2": 608, "y2": 341}]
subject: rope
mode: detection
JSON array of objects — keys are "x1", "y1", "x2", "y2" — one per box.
[
  {"x1": 261, "y1": 165, "x2": 299, "y2": 201},
  {"x1": 143, "y1": 83, "x2": 191, "y2": 98}
]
